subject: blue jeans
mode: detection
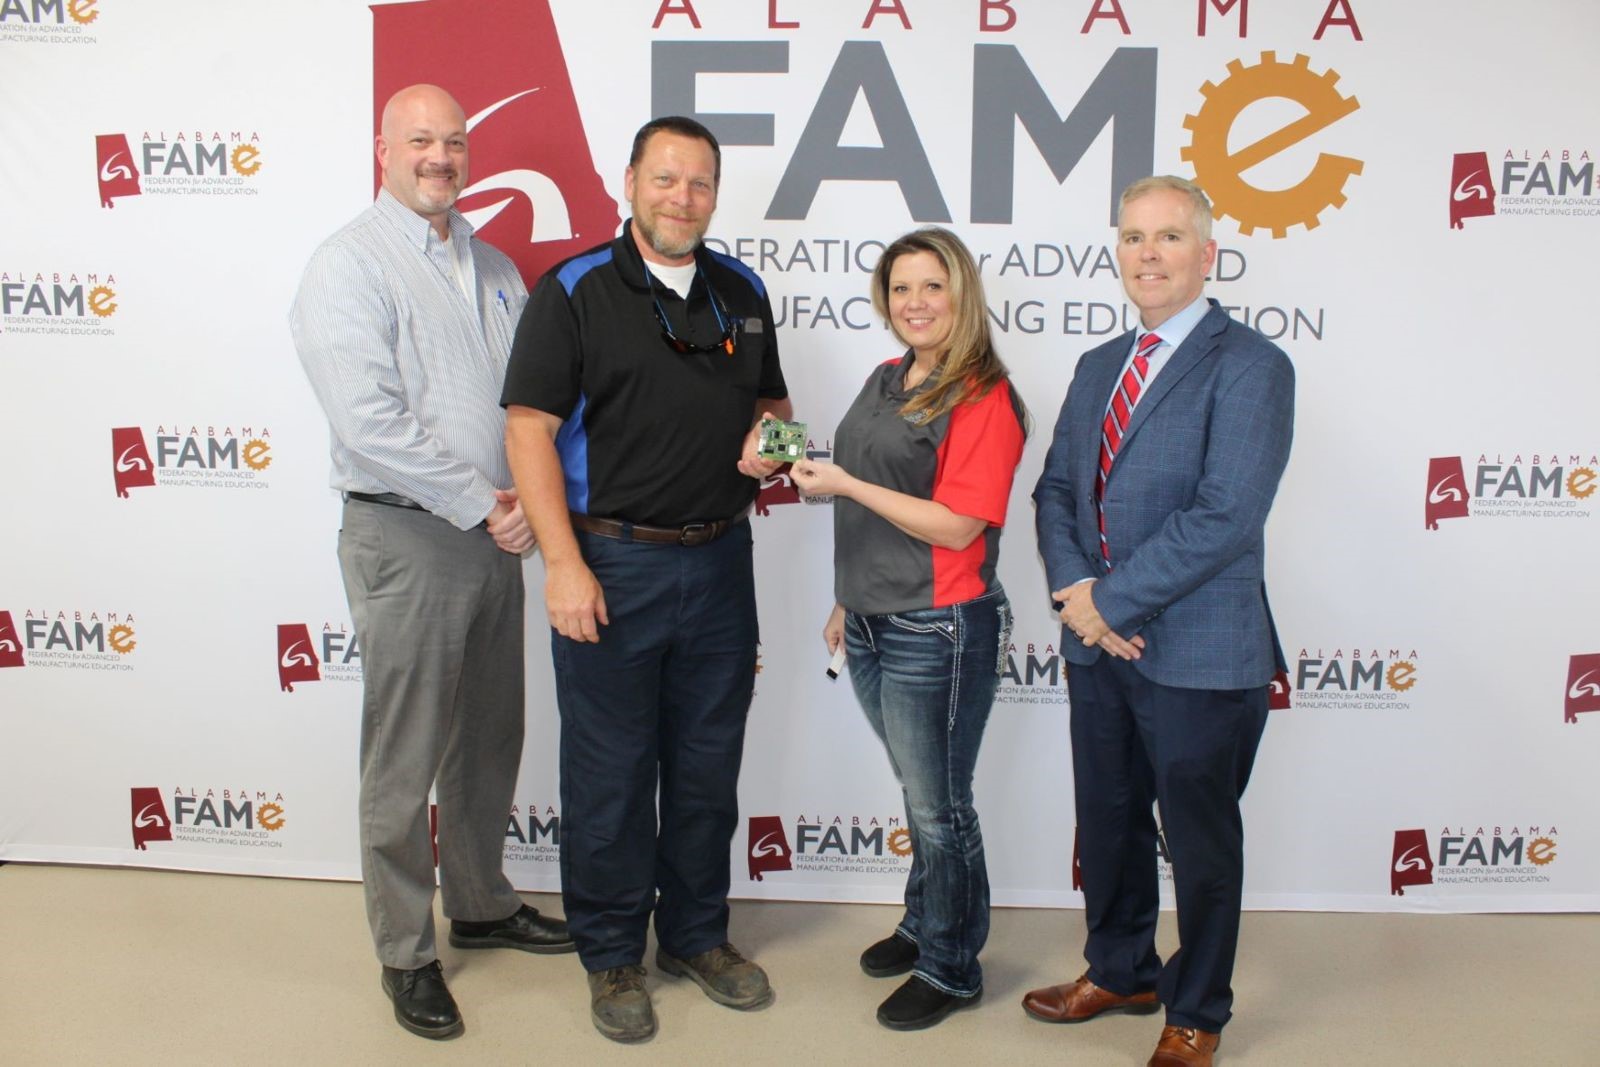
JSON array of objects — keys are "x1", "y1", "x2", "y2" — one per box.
[
  {"x1": 844, "y1": 588, "x2": 1011, "y2": 997},
  {"x1": 552, "y1": 521, "x2": 757, "y2": 972}
]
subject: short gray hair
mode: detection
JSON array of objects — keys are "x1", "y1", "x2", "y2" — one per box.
[{"x1": 1118, "y1": 175, "x2": 1213, "y2": 244}]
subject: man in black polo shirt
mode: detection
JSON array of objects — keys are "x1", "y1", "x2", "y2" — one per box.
[{"x1": 502, "y1": 116, "x2": 790, "y2": 1043}]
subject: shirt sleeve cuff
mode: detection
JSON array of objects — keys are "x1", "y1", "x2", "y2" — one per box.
[{"x1": 440, "y1": 478, "x2": 499, "y2": 531}]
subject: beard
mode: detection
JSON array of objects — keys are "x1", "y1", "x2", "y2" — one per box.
[
  {"x1": 635, "y1": 210, "x2": 705, "y2": 260},
  {"x1": 413, "y1": 167, "x2": 460, "y2": 213}
]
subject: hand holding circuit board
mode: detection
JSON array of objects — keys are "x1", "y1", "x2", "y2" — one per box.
[{"x1": 756, "y1": 417, "x2": 807, "y2": 463}]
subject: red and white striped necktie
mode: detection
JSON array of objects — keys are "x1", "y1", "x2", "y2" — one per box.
[{"x1": 1096, "y1": 331, "x2": 1161, "y2": 563}]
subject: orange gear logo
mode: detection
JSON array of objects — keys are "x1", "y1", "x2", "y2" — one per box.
[
  {"x1": 108, "y1": 624, "x2": 136, "y2": 654},
  {"x1": 1181, "y1": 52, "x2": 1363, "y2": 238},
  {"x1": 257, "y1": 802, "x2": 286, "y2": 831},
  {"x1": 67, "y1": 0, "x2": 98, "y2": 25},
  {"x1": 230, "y1": 145, "x2": 262, "y2": 177},
  {"x1": 887, "y1": 828, "x2": 912, "y2": 857},
  {"x1": 1385, "y1": 661, "x2": 1417, "y2": 692},
  {"x1": 242, "y1": 439, "x2": 272, "y2": 471},
  {"x1": 1567, "y1": 467, "x2": 1596, "y2": 499},
  {"x1": 88, "y1": 286, "x2": 117, "y2": 318},
  {"x1": 1526, "y1": 836, "x2": 1556, "y2": 866}
]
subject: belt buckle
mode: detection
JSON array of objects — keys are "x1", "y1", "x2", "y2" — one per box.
[{"x1": 678, "y1": 522, "x2": 711, "y2": 546}]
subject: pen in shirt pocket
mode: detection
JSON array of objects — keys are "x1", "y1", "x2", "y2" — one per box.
[{"x1": 496, "y1": 289, "x2": 510, "y2": 315}]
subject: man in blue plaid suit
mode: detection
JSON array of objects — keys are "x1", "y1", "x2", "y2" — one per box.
[{"x1": 1026, "y1": 176, "x2": 1295, "y2": 1067}]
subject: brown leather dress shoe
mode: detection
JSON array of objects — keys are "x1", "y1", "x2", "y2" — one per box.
[
  {"x1": 1021, "y1": 973, "x2": 1160, "y2": 1023},
  {"x1": 1148, "y1": 1025, "x2": 1220, "y2": 1066}
]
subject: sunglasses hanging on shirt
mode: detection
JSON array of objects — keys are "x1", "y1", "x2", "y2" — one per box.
[{"x1": 651, "y1": 273, "x2": 737, "y2": 356}]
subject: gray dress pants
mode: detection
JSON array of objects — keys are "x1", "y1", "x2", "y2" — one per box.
[{"x1": 338, "y1": 498, "x2": 526, "y2": 969}]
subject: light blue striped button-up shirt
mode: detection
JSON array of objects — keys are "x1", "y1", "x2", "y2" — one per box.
[
  {"x1": 1114, "y1": 292, "x2": 1211, "y2": 386},
  {"x1": 290, "y1": 189, "x2": 529, "y2": 530}
]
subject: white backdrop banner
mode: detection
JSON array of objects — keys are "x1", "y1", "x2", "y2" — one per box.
[{"x1": 3, "y1": 0, "x2": 1597, "y2": 914}]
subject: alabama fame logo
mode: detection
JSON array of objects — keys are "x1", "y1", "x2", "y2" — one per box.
[
  {"x1": 2, "y1": 271, "x2": 119, "y2": 336},
  {"x1": 746, "y1": 814, "x2": 910, "y2": 880},
  {"x1": 1391, "y1": 824, "x2": 1560, "y2": 894},
  {"x1": 110, "y1": 425, "x2": 273, "y2": 497},
  {"x1": 1450, "y1": 148, "x2": 1597, "y2": 229},
  {"x1": 1565, "y1": 653, "x2": 1600, "y2": 723},
  {"x1": 277, "y1": 622, "x2": 361, "y2": 692},
  {"x1": 129, "y1": 786, "x2": 289, "y2": 850},
  {"x1": 4, "y1": 608, "x2": 137, "y2": 671},
  {"x1": 96, "y1": 129, "x2": 264, "y2": 207},
  {"x1": 1287, "y1": 646, "x2": 1419, "y2": 711},
  {"x1": 1, "y1": 0, "x2": 103, "y2": 46},
  {"x1": 372, "y1": 0, "x2": 619, "y2": 287},
  {"x1": 1425, "y1": 453, "x2": 1596, "y2": 528}
]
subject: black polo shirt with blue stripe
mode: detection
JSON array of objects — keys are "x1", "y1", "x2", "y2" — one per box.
[{"x1": 501, "y1": 220, "x2": 787, "y2": 527}]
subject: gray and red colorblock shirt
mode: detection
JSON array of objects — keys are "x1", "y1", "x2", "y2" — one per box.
[{"x1": 832, "y1": 355, "x2": 1026, "y2": 616}]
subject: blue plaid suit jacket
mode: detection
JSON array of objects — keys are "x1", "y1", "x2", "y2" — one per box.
[{"x1": 1033, "y1": 300, "x2": 1294, "y2": 690}]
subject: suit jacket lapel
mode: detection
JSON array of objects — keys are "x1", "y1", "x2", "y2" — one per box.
[{"x1": 1116, "y1": 303, "x2": 1227, "y2": 456}]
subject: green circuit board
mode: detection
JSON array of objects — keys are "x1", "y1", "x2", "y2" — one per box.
[{"x1": 757, "y1": 418, "x2": 808, "y2": 462}]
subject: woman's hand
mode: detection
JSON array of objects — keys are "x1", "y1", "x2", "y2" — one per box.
[
  {"x1": 823, "y1": 603, "x2": 846, "y2": 654},
  {"x1": 792, "y1": 458, "x2": 853, "y2": 499}
]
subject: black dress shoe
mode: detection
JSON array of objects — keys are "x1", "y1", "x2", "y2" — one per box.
[
  {"x1": 449, "y1": 902, "x2": 576, "y2": 954},
  {"x1": 877, "y1": 975, "x2": 982, "y2": 1031},
  {"x1": 860, "y1": 932, "x2": 919, "y2": 978},
  {"x1": 381, "y1": 961, "x2": 463, "y2": 1040}
]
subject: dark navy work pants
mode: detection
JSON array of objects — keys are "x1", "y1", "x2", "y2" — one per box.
[
  {"x1": 1066, "y1": 653, "x2": 1268, "y2": 1033},
  {"x1": 552, "y1": 521, "x2": 757, "y2": 972}
]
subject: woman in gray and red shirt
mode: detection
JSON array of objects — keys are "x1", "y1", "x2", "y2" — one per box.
[{"x1": 792, "y1": 227, "x2": 1027, "y2": 1031}]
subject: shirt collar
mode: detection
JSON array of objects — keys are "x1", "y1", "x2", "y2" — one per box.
[
  {"x1": 1136, "y1": 292, "x2": 1211, "y2": 354},
  {"x1": 886, "y1": 349, "x2": 942, "y2": 399},
  {"x1": 373, "y1": 187, "x2": 473, "y2": 251},
  {"x1": 617, "y1": 218, "x2": 709, "y2": 297}
]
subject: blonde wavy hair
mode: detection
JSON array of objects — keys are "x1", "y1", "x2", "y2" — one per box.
[{"x1": 870, "y1": 227, "x2": 1016, "y2": 425}]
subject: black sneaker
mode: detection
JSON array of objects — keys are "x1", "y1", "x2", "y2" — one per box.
[
  {"x1": 860, "y1": 932, "x2": 919, "y2": 978},
  {"x1": 381, "y1": 961, "x2": 463, "y2": 1040},
  {"x1": 876, "y1": 975, "x2": 982, "y2": 1031}
]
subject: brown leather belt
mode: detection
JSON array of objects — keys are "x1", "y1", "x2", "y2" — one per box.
[{"x1": 570, "y1": 509, "x2": 748, "y2": 547}]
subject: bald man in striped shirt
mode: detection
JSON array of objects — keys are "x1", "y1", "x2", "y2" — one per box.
[{"x1": 291, "y1": 83, "x2": 573, "y2": 1041}]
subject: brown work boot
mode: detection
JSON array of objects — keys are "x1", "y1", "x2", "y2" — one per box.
[
  {"x1": 587, "y1": 964, "x2": 654, "y2": 1043},
  {"x1": 655, "y1": 942, "x2": 773, "y2": 1009}
]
